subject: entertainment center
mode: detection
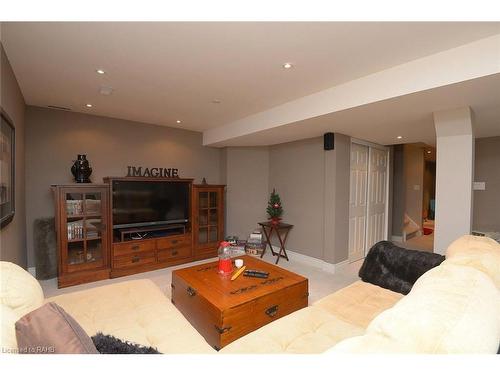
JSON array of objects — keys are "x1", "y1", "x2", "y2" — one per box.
[{"x1": 52, "y1": 177, "x2": 225, "y2": 288}]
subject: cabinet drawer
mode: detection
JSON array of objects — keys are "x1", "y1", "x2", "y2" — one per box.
[
  {"x1": 156, "y1": 235, "x2": 191, "y2": 250},
  {"x1": 113, "y1": 240, "x2": 155, "y2": 257},
  {"x1": 195, "y1": 245, "x2": 218, "y2": 257},
  {"x1": 113, "y1": 251, "x2": 156, "y2": 269},
  {"x1": 158, "y1": 246, "x2": 192, "y2": 262}
]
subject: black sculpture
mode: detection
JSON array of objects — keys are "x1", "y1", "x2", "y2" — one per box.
[{"x1": 71, "y1": 154, "x2": 92, "y2": 183}]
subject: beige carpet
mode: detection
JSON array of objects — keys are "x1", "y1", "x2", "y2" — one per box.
[{"x1": 40, "y1": 251, "x2": 363, "y2": 304}]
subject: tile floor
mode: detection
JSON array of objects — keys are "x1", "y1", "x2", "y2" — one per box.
[{"x1": 40, "y1": 252, "x2": 363, "y2": 304}]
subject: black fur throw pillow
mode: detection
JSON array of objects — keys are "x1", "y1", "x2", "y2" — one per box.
[
  {"x1": 358, "y1": 241, "x2": 445, "y2": 295},
  {"x1": 91, "y1": 333, "x2": 161, "y2": 354}
]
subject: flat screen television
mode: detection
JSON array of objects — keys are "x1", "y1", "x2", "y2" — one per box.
[{"x1": 112, "y1": 180, "x2": 190, "y2": 229}]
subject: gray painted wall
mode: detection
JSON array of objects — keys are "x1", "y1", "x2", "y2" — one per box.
[
  {"x1": 391, "y1": 145, "x2": 405, "y2": 237},
  {"x1": 327, "y1": 134, "x2": 350, "y2": 263},
  {"x1": 268, "y1": 135, "x2": 351, "y2": 263},
  {"x1": 0, "y1": 44, "x2": 27, "y2": 268},
  {"x1": 387, "y1": 146, "x2": 394, "y2": 240},
  {"x1": 24, "y1": 106, "x2": 223, "y2": 267},
  {"x1": 473, "y1": 136, "x2": 500, "y2": 232},
  {"x1": 224, "y1": 147, "x2": 270, "y2": 240},
  {"x1": 404, "y1": 144, "x2": 424, "y2": 227},
  {"x1": 269, "y1": 137, "x2": 325, "y2": 259}
]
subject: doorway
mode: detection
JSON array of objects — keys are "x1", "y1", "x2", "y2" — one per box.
[
  {"x1": 348, "y1": 141, "x2": 389, "y2": 262},
  {"x1": 394, "y1": 144, "x2": 436, "y2": 252}
]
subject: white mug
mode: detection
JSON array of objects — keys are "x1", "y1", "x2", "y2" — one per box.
[{"x1": 235, "y1": 259, "x2": 244, "y2": 268}]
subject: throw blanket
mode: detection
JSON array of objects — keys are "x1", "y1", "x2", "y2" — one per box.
[{"x1": 358, "y1": 241, "x2": 445, "y2": 294}]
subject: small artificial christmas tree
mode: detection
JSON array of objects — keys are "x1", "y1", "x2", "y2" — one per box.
[{"x1": 266, "y1": 189, "x2": 283, "y2": 224}]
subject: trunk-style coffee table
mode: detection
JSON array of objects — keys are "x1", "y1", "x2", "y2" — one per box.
[{"x1": 171, "y1": 255, "x2": 308, "y2": 350}]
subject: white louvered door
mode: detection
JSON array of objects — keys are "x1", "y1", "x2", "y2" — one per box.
[
  {"x1": 366, "y1": 147, "x2": 388, "y2": 254},
  {"x1": 348, "y1": 142, "x2": 388, "y2": 262},
  {"x1": 348, "y1": 143, "x2": 369, "y2": 262}
]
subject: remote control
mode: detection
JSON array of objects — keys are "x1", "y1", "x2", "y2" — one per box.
[
  {"x1": 243, "y1": 272, "x2": 269, "y2": 279},
  {"x1": 243, "y1": 270, "x2": 269, "y2": 279},
  {"x1": 245, "y1": 269, "x2": 269, "y2": 276}
]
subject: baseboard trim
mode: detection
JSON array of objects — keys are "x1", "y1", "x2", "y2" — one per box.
[
  {"x1": 270, "y1": 245, "x2": 346, "y2": 273},
  {"x1": 28, "y1": 267, "x2": 36, "y2": 277},
  {"x1": 332, "y1": 259, "x2": 350, "y2": 272}
]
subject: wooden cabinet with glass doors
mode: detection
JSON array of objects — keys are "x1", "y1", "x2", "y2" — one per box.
[
  {"x1": 192, "y1": 185, "x2": 225, "y2": 259},
  {"x1": 52, "y1": 184, "x2": 110, "y2": 288}
]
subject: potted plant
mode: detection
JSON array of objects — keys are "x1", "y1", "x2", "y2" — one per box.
[{"x1": 266, "y1": 189, "x2": 283, "y2": 226}]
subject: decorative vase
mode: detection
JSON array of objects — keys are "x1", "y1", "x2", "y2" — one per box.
[{"x1": 71, "y1": 154, "x2": 92, "y2": 183}]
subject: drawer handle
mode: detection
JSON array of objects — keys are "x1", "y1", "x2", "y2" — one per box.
[
  {"x1": 132, "y1": 245, "x2": 140, "y2": 251},
  {"x1": 172, "y1": 250, "x2": 179, "y2": 256},
  {"x1": 265, "y1": 305, "x2": 278, "y2": 318},
  {"x1": 131, "y1": 256, "x2": 140, "y2": 263},
  {"x1": 171, "y1": 239, "x2": 179, "y2": 244},
  {"x1": 187, "y1": 286, "x2": 197, "y2": 297}
]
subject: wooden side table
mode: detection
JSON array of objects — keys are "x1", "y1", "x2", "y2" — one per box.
[{"x1": 258, "y1": 221, "x2": 293, "y2": 264}]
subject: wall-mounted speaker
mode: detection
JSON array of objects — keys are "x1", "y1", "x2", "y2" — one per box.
[{"x1": 324, "y1": 132, "x2": 335, "y2": 150}]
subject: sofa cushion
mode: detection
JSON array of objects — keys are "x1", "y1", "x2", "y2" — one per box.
[
  {"x1": 358, "y1": 241, "x2": 445, "y2": 294},
  {"x1": 0, "y1": 262, "x2": 44, "y2": 316},
  {"x1": 47, "y1": 279, "x2": 215, "y2": 353},
  {"x1": 445, "y1": 235, "x2": 500, "y2": 288},
  {"x1": 327, "y1": 333, "x2": 414, "y2": 353},
  {"x1": 220, "y1": 305, "x2": 365, "y2": 354},
  {"x1": 222, "y1": 280, "x2": 404, "y2": 353},
  {"x1": 331, "y1": 262, "x2": 500, "y2": 354},
  {"x1": 313, "y1": 280, "x2": 403, "y2": 328},
  {"x1": 15, "y1": 302, "x2": 98, "y2": 354}
]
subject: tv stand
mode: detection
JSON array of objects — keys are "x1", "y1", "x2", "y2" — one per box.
[
  {"x1": 53, "y1": 177, "x2": 226, "y2": 287},
  {"x1": 116, "y1": 224, "x2": 187, "y2": 242}
]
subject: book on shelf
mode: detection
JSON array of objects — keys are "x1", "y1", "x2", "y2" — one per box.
[{"x1": 245, "y1": 241, "x2": 266, "y2": 256}]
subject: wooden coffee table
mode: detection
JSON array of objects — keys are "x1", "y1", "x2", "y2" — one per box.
[{"x1": 171, "y1": 255, "x2": 308, "y2": 350}]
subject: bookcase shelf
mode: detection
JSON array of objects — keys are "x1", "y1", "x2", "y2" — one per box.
[{"x1": 52, "y1": 184, "x2": 111, "y2": 288}]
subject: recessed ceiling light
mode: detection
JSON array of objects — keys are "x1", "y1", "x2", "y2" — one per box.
[
  {"x1": 212, "y1": 99, "x2": 221, "y2": 104},
  {"x1": 96, "y1": 69, "x2": 105, "y2": 75},
  {"x1": 85, "y1": 104, "x2": 93, "y2": 108},
  {"x1": 176, "y1": 120, "x2": 181, "y2": 124},
  {"x1": 282, "y1": 63, "x2": 293, "y2": 69},
  {"x1": 397, "y1": 136, "x2": 403, "y2": 139}
]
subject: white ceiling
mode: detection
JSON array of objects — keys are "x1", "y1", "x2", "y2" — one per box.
[{"x1": 2, "y1": 22, "x2": 500, "y2": 139}]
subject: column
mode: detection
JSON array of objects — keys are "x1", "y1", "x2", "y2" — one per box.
[{"x1": 433, "y1": 107, "x2": 474, "y2": 254}]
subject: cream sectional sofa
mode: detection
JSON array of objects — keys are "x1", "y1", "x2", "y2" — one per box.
[{"x1": 1, "y1": 235, "x2": 499, "y2": 354}]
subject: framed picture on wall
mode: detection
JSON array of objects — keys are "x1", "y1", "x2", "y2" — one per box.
[{"x1": 0, "y1": 109, "x2": 15, "y2": 228}]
